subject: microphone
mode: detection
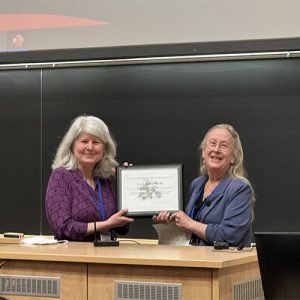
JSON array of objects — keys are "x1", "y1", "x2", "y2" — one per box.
[
  {"x1": 237, "y1": 244, "x2": 244, "y2": 250},
  {"x1": 205, "y1": 199, "x2": 212, "y2": 206},
  {"x1": 93, "y1": 221, "x2": 119, "y2": 247}
]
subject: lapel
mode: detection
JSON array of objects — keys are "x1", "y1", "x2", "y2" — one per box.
[
  {"x1": 71, "y1": 169, "x2": 100, "y2": 211},
  {"x1": 202, "y1": 177, "x2": 232, "y2": 215},
  {"x1": 185, "y1": 177, "x2": 207, "y2": 215},
  {"x1": 186, "y1": 176, "x2": 232, "y2": 217},
  {"x1": 71, "y1": 168, "x2": 84, "y2": 183}
]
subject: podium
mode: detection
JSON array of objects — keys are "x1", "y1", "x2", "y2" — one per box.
[{"x1": 0, "y1": 240, "x2": 263, "y2": 300}]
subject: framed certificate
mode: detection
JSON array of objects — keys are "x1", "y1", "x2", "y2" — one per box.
[{"x1": 117, "y1": 164, "x2": 183, "y2": 216}]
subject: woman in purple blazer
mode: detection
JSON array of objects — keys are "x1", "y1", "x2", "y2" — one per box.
[
  {"x1": 45, "y1": 115, "x2": 133, "y2": 241},
  {"x1": 153, "y1": 124, "x2": 255, "y2": 246}
]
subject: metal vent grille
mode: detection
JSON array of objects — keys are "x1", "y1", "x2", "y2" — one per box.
[
  {"x1": 115, "y1": 280, "x2": 182, "y2": 300},
  {"x1": 0, "y1": 275, "x2": 60, "y2": 298},
  {"x1": 233, "y1": 278, "x2": 264, "y2": 300}
]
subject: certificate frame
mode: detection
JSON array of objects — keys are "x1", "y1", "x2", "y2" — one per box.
[{"x1": 117, "y1": 164, "x2": 183, "y2": 217}]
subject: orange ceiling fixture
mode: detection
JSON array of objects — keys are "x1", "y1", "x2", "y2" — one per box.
[{"x1": 0, "y1": 13, "x2": 108, "y2": 31}]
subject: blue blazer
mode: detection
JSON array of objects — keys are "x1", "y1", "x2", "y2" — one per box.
[{"x1": 185, "y1": 176, "x2": 253, "y2": 246}]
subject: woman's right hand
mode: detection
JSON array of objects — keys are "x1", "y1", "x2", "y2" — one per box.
[
  {"x1": 123, "y1": 162, "x2": 133, "y2": 167},
  {"x1": 152, "y1": 211, "x2": 174, "y2": 224}
]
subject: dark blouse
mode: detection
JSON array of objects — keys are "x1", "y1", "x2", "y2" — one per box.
[
  {"x1": 45, "y1": 167, "x2": 128, "y2": 241},
  {"x1": 189, "y1": 189, "x2": 206, "y2": 245}
]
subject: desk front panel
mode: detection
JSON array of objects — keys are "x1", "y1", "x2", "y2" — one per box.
[
  {"x1": 0, "y1": 260, "x2": 87, "y2": 300},
  {"x1": 88, "y1": 264, "x2": 212, "y2": 300}
]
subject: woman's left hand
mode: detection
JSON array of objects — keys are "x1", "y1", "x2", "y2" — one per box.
[
  {"x1": 112, "y1": 162, "x2": 133, "y2": 175},
  {"x1": 107, "y1": 209, "x2": 134, "y2": 228},
  {"x1": 170, "y1": 210, "x2": 193, "y2": 230}
]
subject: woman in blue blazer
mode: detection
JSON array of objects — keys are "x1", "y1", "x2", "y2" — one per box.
[{"x1": 153, "y1": 124, "x2": 255, "y2": 246}]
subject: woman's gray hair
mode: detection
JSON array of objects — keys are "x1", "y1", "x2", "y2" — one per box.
[
  {"x1": 52, "y1": 115, "x2": 118, "y2": 178},
  {"x1": 199, "y1": 124, "x2": 256, "y2": 216}
]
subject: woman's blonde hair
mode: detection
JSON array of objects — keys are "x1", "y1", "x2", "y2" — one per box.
[
  {"x1": 199, "y1": 123, "x2": 245, "y2": 179},
  {"x1": 199, "y1": 124, "x2": 256, "y2": 214}
]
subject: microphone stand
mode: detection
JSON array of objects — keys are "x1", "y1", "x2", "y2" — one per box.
[{"x1": 93, "y1": 221, "x2": 119, "y2": 247}]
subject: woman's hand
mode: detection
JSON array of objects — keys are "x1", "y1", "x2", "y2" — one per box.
[
  {"x1": 112, "y1": 162, "x2": 133, "y2": 175},
  {"x1": 107, "y1": 208, "x2": 134, "y2": 229},
  {"x1": 171, "y1": 210, "x2": 193, "y2": 230},
  {"x1": 123, "y1": 162, "x2": 133, "y2": 167},
  {"x1": 153, "y1": 211, "x2": 174, "y2": 224}
]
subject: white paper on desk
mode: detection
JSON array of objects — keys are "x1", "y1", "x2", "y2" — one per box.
[
  {"x1": 153, "y1": 222, "x2": 191, "y2": 246},
  {"x1": 20, "y1": 236, "x2": 68, "y2": 245}
]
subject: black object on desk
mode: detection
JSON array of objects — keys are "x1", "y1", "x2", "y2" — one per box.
[
  {"x1": 213, "y1": 241, "x2": 229, "y2": 250},
  {"x1": 93, "y1": 222, "x2": 119, "y2": 247},
  {"x1": 94, "y1": 240, "x2": 119, "y2": 247}
]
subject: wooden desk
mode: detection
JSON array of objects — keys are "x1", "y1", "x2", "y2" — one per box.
[{"x1": 0, "y1": 241, "x2": 263, "y2": 300}]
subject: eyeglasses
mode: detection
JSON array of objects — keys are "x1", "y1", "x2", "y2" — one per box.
[{"x1": 205, "y1": 140, "x2": 232, "y2": 152}]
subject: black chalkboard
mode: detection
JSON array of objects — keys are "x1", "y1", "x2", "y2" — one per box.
[
  {"x1": 1, "y1": 57, "x2": 300, "y2": 238},
  {"x1": 0, "y1": 70, "x2": 41, "y2": 233}
]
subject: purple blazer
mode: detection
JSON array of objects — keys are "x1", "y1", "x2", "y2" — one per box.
[
  {"x1": 45, "y1": 167, "x2": 125, "y2": 241},
  {"x1": 185, "y1": 176, "x2": 253, "y2": 246}
]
